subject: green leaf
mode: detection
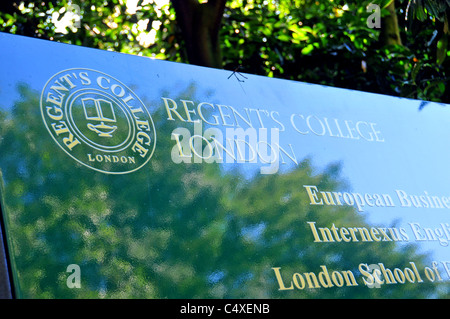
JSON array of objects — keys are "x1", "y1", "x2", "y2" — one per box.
[
  {"x1": 436, "y1": 34, "x2": 448, "y2": 64},
  {"x1": 301, "y1": 44, "x2": 314, "y2": 55},
  {"x1": 277, "y1": 34, "x2": 291, "y2": 42}
]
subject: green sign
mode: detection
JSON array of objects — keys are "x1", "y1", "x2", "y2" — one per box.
[{"x1": 0, "y1": 32, "x2": 449, "y2": 299}]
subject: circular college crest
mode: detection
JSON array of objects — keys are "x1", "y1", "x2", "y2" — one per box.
[{"x1": 40, "y1": 68, "x2": 156, "y2": 174}]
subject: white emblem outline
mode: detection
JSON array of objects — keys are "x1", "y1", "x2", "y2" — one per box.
[{"x1": 40, "y1": 68, "x2": 156, "y2": 175}]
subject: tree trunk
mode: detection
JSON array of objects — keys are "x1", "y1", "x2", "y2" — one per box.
[
  {"x1": 171, "y1": 0, "x2": 226, "y2": 69},
  {"x1": 381, "y1": 0, "x2": 403, "y2": 46}
]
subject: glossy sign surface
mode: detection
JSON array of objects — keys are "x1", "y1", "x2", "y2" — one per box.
[{"x1": 0, "y1": 32, "x2": 449, "y2": 298}]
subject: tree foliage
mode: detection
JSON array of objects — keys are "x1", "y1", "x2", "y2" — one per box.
[{"x1": 0, "y1": 0, "x2": 448, "y2": 102}]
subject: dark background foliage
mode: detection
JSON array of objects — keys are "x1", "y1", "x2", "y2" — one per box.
[{"x1": 0, "y1": 0, "x2": 448, "y2": 103}]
